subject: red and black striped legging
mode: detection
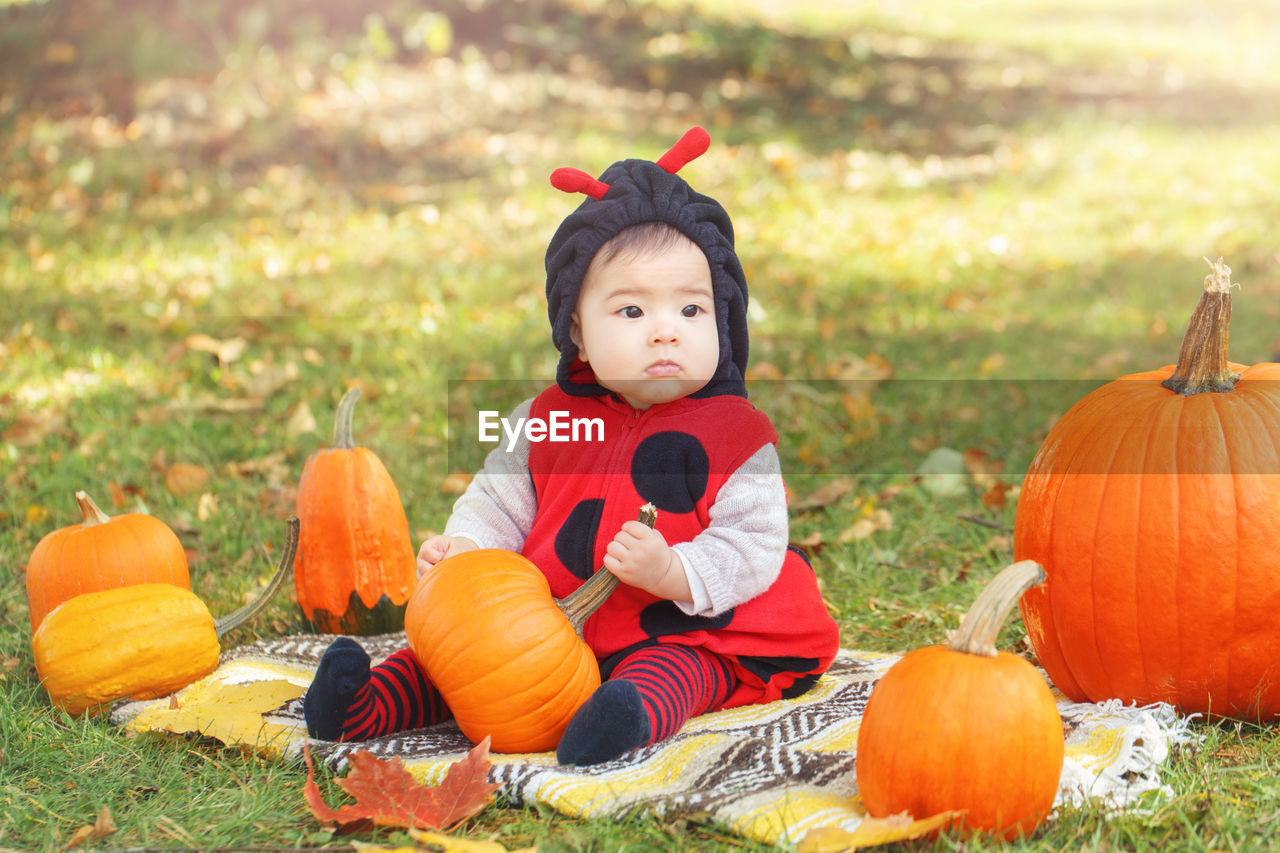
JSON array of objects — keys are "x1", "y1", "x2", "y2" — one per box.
[{"x1": 335, "y1": 643, "x2": 735, "y2": 746}]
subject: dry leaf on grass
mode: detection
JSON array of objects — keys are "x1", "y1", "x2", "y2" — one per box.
[
  {"x1": 126, "y1": 679, "x2": 305, "y2": 747},
  {"x1": 184, "y1": 333, "x2": 247, "y2": 365},
  {"x1": 60, "y1": 806, "x2": 115, "y2": 851},
  {"x1": 440, "y1": 472, "x2": 473, "y2": 495},
  {"x1": 797, "y1": 810, "x2": 962, "y2": 852},
  {"x1": 409, "y1": 828, "x2": 538, "y2": 852},
  {"x1": 304, "y1": 737, "x2": 501, "y2": 833},
  {"x1": 792, "y1": 479, "x2": 855, "y2": 511},
  {"x1": 164, "y1": 462, "x2": 211, "y2": 497}
]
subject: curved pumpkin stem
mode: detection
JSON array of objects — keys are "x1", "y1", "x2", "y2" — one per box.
[
  {"x1": 332, "y1": 388, "x2": 363, "y2": 449},
  {"x1": 75, "y1": 490, "x2": 112, "y2": 527},
  {"x1": 214, "y1": 516, "x2": 299, "y2": 639},
  {"x1": 558, "y1": 504, "x2": 657, "y2": 637},
  {"x1": 947, "y1": 560, "x2": 1045, "y2": 658},
  {"x1": 1161, "y1": 257, "x2": 1240, "y2": 396}
]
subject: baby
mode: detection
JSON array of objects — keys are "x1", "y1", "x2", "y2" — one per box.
[{"x1": 304, "y1": 127, "x2": 840, "y2": 765}]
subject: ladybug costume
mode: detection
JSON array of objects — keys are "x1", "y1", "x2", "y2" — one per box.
[
  {"x1": 521, "y1": 382, "x2": 838, "y2": 709},
  {"x1": 303, "y1": 128, "x2": 840, "y2": 764}
]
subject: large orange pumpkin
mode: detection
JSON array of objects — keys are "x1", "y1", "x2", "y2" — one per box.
[
  {"x1": 26, "y1": 490, "x2": 190, "y2": 632},
  {"x1": 1015, "y1": 258, "x2": 1280, "y2": 719},
  {"x1": 404, "y1": 505, "x2": 656, "y2": 753},
  {"x1": 295, "y1": 388, "x2": 417, "y2": 634},
  {"x1": 856, "y1": 560, "x2": 1063, "y2": 839}
]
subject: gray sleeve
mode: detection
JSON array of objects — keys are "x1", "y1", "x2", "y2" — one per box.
[
  {"x1": 669, "y1": 443, "x2": 789, "y2": 616},
  {"x1": 442, "y1": 398, "x2": 537, "y2": 552}
]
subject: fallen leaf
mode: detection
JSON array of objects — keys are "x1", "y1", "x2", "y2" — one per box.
[
  {"x1": 165, "y1": 463, "x2": 211, "y2": 497},
  {"x1": 837, "y1": 509, "x2": 893, "y2": 543},
  {"x1": 304, "y1": 737, "x2": 500, "y2": 833},
  {"x1": 839, "y1": 390, "x2": 876, "y2": 424},
  {"x1": 184, "y1": 333, "x2": 248, "y2": 365},
  {"x1": 2, "y1": 410, "x2": 64, "y2": 447},
  {"x1": 963, "y1": 448, "x2": 1004, "y2": 479},
  {"x1": 791, "y1": 529, "x2": 825, "y2": 554},
  {"x1": 981, "y1": 481, "x2": 1012, "y2": 510},
  {"x1": 287, "y1": 401, "x2": 317, "y2": 436},
  {"x1": 797, "y1": 810, "x2": 962, "y2": 852},
  {"x1": 243, "y1": 360, "x2": 300, "y2": 398},
  {"x1": 745, "y1": 361, "x2": 783, "y2": 381},
  {"x1": 792, "y1": 479, "x2": 855, "y2": 511},
  {"x1": 257, "y1": 483, "x2": 299, "y2": 519},
  {"x1": 126, "y1": 679, "x2": 305, "y2": 749},
  {"x1": 226, "y1": 451, "x2": 291, "y2": 483},
  {"x1": 440, "y1": 472, "x2": 473, "y2": 495},
  {"x1": 166, "y1": 395, "x2": 266, "y2": 414},
  {"x1": 196, "y1": 492, "x2": 220, "y2": 521},
  {"x1": 60, "y1": 806, "x2": 116, "y2": 851},
  {"x1": 825, "y1": 352, "x2": 893, "y2": 382},
  {"x1": 839, "y1": 518, "x2": 877, "y2": 542},
  {"x1": 408, "y1": 828, "x2": 538, "y2": 852}
]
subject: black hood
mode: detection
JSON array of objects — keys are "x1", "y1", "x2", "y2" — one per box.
[{"x1": 544, "y1": 128, "x2": 749, "y2": 400}]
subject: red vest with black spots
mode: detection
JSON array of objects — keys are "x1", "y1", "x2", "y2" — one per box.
[{"x1": 520, "y1": 385, "x2": 840, "y2": 708}]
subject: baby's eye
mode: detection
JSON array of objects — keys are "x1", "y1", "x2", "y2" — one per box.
[
  {"x1": 620, "y1": 306, "x2": 643, "y2": 319},
  {"x1": 681, "y1": 304, "x2": 704, "y2": 318}
]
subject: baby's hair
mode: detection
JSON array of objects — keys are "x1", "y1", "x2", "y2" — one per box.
[{"x1": 591, "y1": 221, "x2": 695, "y2": 270}]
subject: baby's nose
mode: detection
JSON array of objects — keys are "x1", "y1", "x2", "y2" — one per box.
[{"x1": 650, "y1": 323, "x2": 678, "y2": 343}]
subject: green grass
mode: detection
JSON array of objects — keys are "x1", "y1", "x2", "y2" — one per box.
[{"x1": 4, "y1": 0, "x2": 1280, "y2": 849}]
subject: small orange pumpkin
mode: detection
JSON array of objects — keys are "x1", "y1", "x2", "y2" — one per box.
[
  {"x1": 404, "y1": 506, "x2": 656, "y2": 753},
  {"x1": 26, "y1": 490, "x2": 190, "y2": 632},
  {"x1": 856, "y1": 560, "x2": 1063, "y2": 840},
  {"x1": 295, "y1": 388, "x2": 417, "y2": 634}
]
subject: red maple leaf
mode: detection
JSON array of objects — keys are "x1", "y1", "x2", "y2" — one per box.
[{"x1": 303, "y1": 737, "x2": 501, "y2": 832}]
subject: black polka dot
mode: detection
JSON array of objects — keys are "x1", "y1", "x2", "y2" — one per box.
[
  {"x1": 630, "y1": 431, "x2": 709, "y2": 514},
  {"x1": 736, "y1": 654, "x2": 822, "y2": 685},
  {"x1": 781, "y1": 672, "x2": 822, "y2": 699},
  {"x1": 639, "y1": 600, "x2": 734, "y2": 637},
  {"x1": 555, "y1": 498, "x2": 605, "y2": 580}
]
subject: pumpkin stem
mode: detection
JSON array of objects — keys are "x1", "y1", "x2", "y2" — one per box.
[
  {"x1": 946, "y1": 560, "x2": 1045, "y2": 658},
  {"x1": 214, "y1": 516, "x2": 299, "y2": 639},
  {"x1": 75, "y1": 490, "x2": 111, "y2": 527},
  {"x1": 1160, "y1": 257, "x2": 1240, "y2": 396},
  {"x1": 332, "y1": 388, "x2": 362, "y2": 449},
  {"x1": 558, "y1": 504, "x2": 658, "y2": 637}
]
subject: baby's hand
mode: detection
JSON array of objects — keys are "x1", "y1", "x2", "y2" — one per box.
[
  {"x1": 602, "y1": 521, "x2": 691, "y2": 602},
  {"x1": 417, "y1": 535, "x2": 477, "y2": 577}
]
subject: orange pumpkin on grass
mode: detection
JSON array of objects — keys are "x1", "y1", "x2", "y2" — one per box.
[
  {"x1": 26, "y1": 490, "x2": 190, "y2": 633},
  {"x1": 295, "y1": 388, "x2": 417, "y2": 635},
  {"x1": 856, "y1": 560, "x2": 1063, "y2": 839},
  {"x1": 1015, "y1": 258, "x2": 1280, "y2": 720}
]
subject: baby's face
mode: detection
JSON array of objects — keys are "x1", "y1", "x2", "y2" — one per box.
[{"x1": 570, "y1": 238, "x2": 719, "y2": 409}]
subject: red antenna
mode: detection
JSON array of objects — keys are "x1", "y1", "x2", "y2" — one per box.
[
  {"x1": 550, "y1": 127, "x2": 711, "y2": 198},
  {"x1": 656, "y1": 126, "x2": 710, "y2": 174},
  {"x1": 550, "y1": 167, "x2": 610, "y2": 200}
]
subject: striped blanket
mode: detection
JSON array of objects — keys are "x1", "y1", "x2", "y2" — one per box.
[{"x1": 111, "y1": 633, "x2": 1198, "y2": 847}]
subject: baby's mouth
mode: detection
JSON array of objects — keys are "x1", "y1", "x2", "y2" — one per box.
[{"x1": 645, "y1": 360, "x2": 682, "y2": 377}]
